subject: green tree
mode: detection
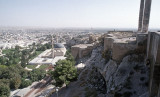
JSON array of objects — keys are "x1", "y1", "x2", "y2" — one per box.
[
  {"x1": 0, "y1": 83, "x2": 10, "y2": 97},
  {"x1": 15, "y1": 45, "x2": 21, "y2": 52},
  {"x1": 0, "y1": 69, "x2": 13, "y2": 79},
  {"x1": 0, "y1": 57, "x2": 7, "y2": 65},
  {"x1": 28, "y1": 69, "x2": 46, "y2": 81},
  {"x1": 21, "y1": 54, "x2": 28, "y2": 67},
  {"x1": 20, "y1": 70, "x2": 28, "y2": 79},
  {"x1": 51, "y1": 60, "x2": 77, "y2": 87},
  {"x1": 65, "y1": 50, "x2": 75, "y2": 64},
  {"x1": 20, "y1": 79, "x2": 32, "y2": 88},
  {"x1": 10, "y1": 76, "x2": 21, "y2": 89},
  {"x1": 0, "y1": 79, "x2": 10, "y2": 86}
]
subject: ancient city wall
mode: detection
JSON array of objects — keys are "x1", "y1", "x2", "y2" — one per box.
[
  {"x1": 104, "y1": 37, "x2": 114, "y2": 51},
  {"x1": 104, "y1": 32, "x2": 136, "y2": 62},
  {"x1": 71, "y1": 47, "x2": 79, "y2": 59},
  {"x1": 71, "y1": 44, "x2": 93, "y2": 59},
  {"x1": 147, "y1": 32, "x2": 160, "y2": 97},
  {"x1": 112, "y1": 42, "x2": 136, "y2": 62},
  {"x1": 147, "y1": 32, "x2": 160, "y2": 65}
]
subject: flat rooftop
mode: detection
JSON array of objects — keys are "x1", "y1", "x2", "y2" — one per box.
[
  {"x1": 29, "y1": 49, "x2": 66, "y2": 65},
  {"x1": 29, "y1": 56, "x2": 66, "y2": 65},
  {"x1": 72, "y1": 44, "x2": 93, "y2": 48},
  {"x1": 105, "y1": 31, "x2": 137, "y2": 44}
]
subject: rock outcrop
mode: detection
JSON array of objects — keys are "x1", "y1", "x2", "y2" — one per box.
[{"x1": 79, "y1": 46, "x2": 149, "y2": 97}]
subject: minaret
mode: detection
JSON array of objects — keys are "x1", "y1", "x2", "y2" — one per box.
[
  {"x1": 51, "y1": 35, "x2": 54, "y2": 58},
  {"x1": 142, "y1": 0, "x2": 152, "y2": 33},
  {"x1": 138, "y1": 0, "x2": 152, "y2": 33},
  {"x1": 138, "y1": 0, "x2": 145, "y2": 32},
  {"x1": 56, "y1": 34, "x2": 59, "y2": 43}
]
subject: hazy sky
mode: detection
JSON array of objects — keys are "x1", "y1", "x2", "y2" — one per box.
[{"x1": 0, "y1": 0, "x2": 159, "y2": 28}]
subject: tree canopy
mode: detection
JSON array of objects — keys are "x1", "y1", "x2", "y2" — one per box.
[
  {"x1": 52, "y1": 60, "x2": 77, "y2": 87},
  {"x1": 0, "y1": 83, "x2": 10, "y2": 97},
  {"x1": 51, "y1": 51, "x2": 77, "y2": 87}
]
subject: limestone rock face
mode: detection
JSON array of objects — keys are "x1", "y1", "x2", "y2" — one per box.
[
  {"x1": 77, "y1": 46, "x2": 149, "y2": 97},
  {"x1": 97, "y1": 54, "x2": 149, "y2": 97}
]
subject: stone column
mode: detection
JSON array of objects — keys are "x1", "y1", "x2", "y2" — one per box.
[
  {"x1": 142, "y1": 0, "x2": 152, "y2": 33},
  {"x1": 138, "y1": 0, "x2": 145, "y2": 32}
]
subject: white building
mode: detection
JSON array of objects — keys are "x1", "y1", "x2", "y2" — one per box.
[{"x1": 29, "y1": 43, "x2": 66, "y2": 65}]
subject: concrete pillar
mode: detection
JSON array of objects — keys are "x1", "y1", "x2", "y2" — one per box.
[
  {"x1": 142, "y1": 0, "x2": 152, "y2": 33},
  {"x1": 138, "y1": 0, "x2": 145, "y2": 32}
]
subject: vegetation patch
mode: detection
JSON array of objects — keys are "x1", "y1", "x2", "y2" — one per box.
[
  {"x1": 0, "y1": 43, "x2": 49, "y2": 96},
  {"x1": 26, "y1": 65, "x2": 38, "y2": 69},
  {"x1": 49, "y1": 50, "x2": 77, "y2": 87},
  {"x1": 39, "y1": 64, "x2": 50, "y2": 70}
]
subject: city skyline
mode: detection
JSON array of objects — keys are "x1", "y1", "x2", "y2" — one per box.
[{"x1": 0, "y1": 0, "x2": 159, "y2": 28}]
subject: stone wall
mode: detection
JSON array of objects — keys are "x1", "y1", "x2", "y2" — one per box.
[
  {"x1": 112, "y1": 42, "x2": 136, "y2": 62},
  {"x1": 147, "y1": 32, "x2": 160, "y2": 97},
  {"x1": 71, "y1": 44, "x2": 93, "y2": 59},
  {"x1": 71, "y1": 46, "x2": 80, "y2": 59},
  {"x1": 104, "y1": 37, "x2": 114, "y2": 51},
  {"x1": 103, "y1": 32, "x2": 137, "y2": 62},
  {"x1": 147, "y1": 32, "x2": 160, "y2": 64}
]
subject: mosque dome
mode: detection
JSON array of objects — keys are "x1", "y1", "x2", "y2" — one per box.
[{"x1": 54, "y1": 43, "x2": 65, "y2": 48}]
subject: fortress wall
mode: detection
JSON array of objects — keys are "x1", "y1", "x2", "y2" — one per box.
[
  {"x1": 79, "y1": 48, "x2": 90, "y2": 58},
  {"x1": 71, "y1": 44, "x2": 94, "y2": 59},
  {"x1": 112, "y1": 42, "x2": 136, "y2": 62},
  {"x1": 147, "y1": 32, "x2": 160, "y2": 97},
  {"x1": 147, "y1": 32, "x2": 160, "y2": 64},
  {"x1": 71, "y1": 47, "x2": 79, "y2": 59},
  {"x1": 155, "y1": 33, "x2": 160, "y2": 64},
  {"x1": 108, "y1": 31, "x2": 133, "y2": 34},
  {"x1": 104, "y1": 37, "x2": 114, "y2": 51},
  {"x1": 147, "y1": 32, "x2": 153, "y2": 59}
]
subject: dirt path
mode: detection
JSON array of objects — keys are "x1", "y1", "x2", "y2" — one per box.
[
  {"x1": 24, "y1": 76, "x2": 52, "y2": 97},
  {"x1": 51, "y1": 82, "x2": 85, "y2": 97}
]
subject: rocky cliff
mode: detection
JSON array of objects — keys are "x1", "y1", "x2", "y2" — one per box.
[{"x1": 78, "y1": 46, "x2": 149, "y2": 97}]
